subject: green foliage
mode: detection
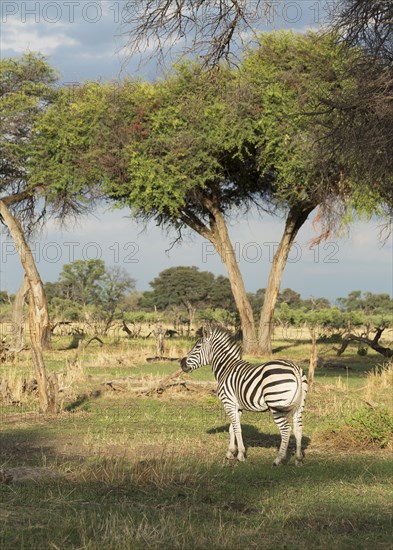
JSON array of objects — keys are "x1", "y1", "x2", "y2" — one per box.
[
  {"x1": 147, "y1": 266, "x2": 215, "y2": 310},
  {"x1": 277, "y1": 288, "x2": 302, "y2": 308},
  {"x1": 58, "y1": 259, "x2": 107, "y2": 306},
  {"x1": 247, "y1": 288, "x2": 266, "y2": 318},
  {"x1": 49, "y1": 298, "x2": 81, "y2": 321},
  {"x1": 140, "y1": 266, "x2": 236, "y2": 318},
  {"x1": 98, "y1": 31, "x2": 363, "y2": 225},
  {"x1": 0, "y1": 53, "x2": 57, "y2": 218},
  {"x1": 275, "y1": 303, "x2": 365, "y2": 330},
  {"x1": 30, "y1": 81, "x2": 113, "y2": 205},
  {"x1": 46, "y1": 260, "x2": 135, "y2": 331},
  {"x1": 337, "y1": 290, "x2": 393, "y2": 316},
  {"x1": 102, "y1": 64, "x2": 262, "y2": 222},
  {"x1": 240, "y1": 31, "x2": 359, "y2": 208},
  {"x1": 123, "y1": 311, "x2": 160, "y2": 324},
  {"x1": 196, "y1": 308, "x2": 238, "y2": 326},
  {"x1": 32, "y1": 32, "x2": 363, "y2": 230},
  {"x1": 346, "y1": 407, "x2": 393, "y2": 448},
  {"x1": 208, "y1": 275, "x2": 236, "y2": 311}
]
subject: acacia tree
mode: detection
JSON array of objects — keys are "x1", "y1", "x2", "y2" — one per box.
[
  {"x1": 109, "y1": 32, "x2": 364, "y2": 354},
  {"x1": 0, "y1": 54, "x2": 58, "y2": 351},
  {"x1": 32, "y1": 67, "x2": 263, "y2": 351},
  {"x1": 32, "y1": 32, "x2": 368, "y2": 354},
  {"x1": 0, "y1": 54, "x2": 60, "y2": 411},
  {"x1": 1, "y1": 54, "x2": 99, "y2": 411},
  {"x1": 238, "y1": 31, "x2": 362, "y2": 352},
  {"x1": 108, "y1": 67, "x2": 268, "y2": 352}
]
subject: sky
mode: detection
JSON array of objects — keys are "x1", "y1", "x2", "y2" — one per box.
[{"x1": 1, "y1": 0, "x2": 392, "y2": 301}]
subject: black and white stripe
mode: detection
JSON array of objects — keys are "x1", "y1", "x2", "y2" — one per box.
[{"x1": 181, "y1": 326, "x2": 308, "y2": 466}]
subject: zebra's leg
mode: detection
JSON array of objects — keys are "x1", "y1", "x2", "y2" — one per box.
[
  {"x1": 226, "y1": 422, "x2": 237, "y2": 459},
  {"x1": 292, "y1": 408, "x2": 304, "y2": 466},
  {"x1": 225, "y1": 407, "x2": 246, "y2": 461},
  {"x1": 293, "y1": 378, "x2": 308, "y2": 466},
  {"x1": 272, "y1": 411, "x2": 291, "y2": 466}
]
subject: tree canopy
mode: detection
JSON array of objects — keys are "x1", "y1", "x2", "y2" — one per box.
[
  {"x1": 140, "y1": 266, "x2": 236, "y2": 326},
  {"x1": 0, "y1": 53, "x2": 56, "y2": 222},
  {"x1": 29, "y1": 31, "x2": 392, "y2": 352}
]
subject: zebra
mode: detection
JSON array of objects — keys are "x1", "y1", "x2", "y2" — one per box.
[{"x1": 180, "y1": 325, "x2": 308, "y2": 466}]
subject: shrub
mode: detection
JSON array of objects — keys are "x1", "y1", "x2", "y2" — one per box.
[{"x1": 346, "y1": 407, "x2": 393, "y2": 448}]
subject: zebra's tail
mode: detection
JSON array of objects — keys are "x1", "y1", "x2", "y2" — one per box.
[{"x1": 291, "y1": 363, "x2": 306, "y2": 412}]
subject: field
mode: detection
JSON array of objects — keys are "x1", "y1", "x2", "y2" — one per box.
[{"x1": 0, "y1": 330, "x2": 392, "y2": 549}]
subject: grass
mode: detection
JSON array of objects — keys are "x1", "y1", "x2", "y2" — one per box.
[{"x1": 0, "y1": 335, "x2": 392, "y2": 549}]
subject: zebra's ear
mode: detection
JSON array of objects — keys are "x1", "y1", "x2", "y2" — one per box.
[
  {"x1": 202, "y1": 322, "x2": 213, "y2": 339},
  {"x1": 196, "y1": 325, "x2": 211, "y2": 339}
]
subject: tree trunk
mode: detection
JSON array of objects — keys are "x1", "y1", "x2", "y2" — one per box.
[
  {"x1": 209, "y1": 208, "x2": 258, "y2": 354},
  {"x1": 28, "y1": 288, "x2": 50, "y2": 411},
  {"x1": 11, "y1": 275, "x2": 29, "y2": 350},
  {"x1": 0, "y1": 200, "x2": 51, "y2": 412},
  {"x1": 258, "y1": 205, "x2": 314, "y2": 355},
  {"x1": 184, "y1": 300, "x2": 196, "y2": 335}
]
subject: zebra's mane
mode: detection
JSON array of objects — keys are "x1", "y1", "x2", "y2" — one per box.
[{"x1": 211, "y1": 325, "x2": 242, "y2": 358}]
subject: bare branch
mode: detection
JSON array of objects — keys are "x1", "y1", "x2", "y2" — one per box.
[
  {"x1": 329, "y1": 0, "x2": 393, "y2": 62},
  {"x1": 120, "y1": 0, "x2": 277, "y2": 68}
]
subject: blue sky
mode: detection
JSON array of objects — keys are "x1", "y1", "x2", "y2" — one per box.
[{"x1": 1, "y1": 1, "x2": 392, "y2": 300}]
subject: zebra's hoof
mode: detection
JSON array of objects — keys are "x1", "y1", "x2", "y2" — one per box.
[
  {"x1": 226, "y1": 451, "x2": 236, "y2": 460},
  {"x1": 295, "y1": 459, "x2": 303, "y2": 467},
  {"x1": 237, "y1": 453, "x2": 246, "y2": 462},
  {"x1": 272, "y1": 459, "x2": 282, "y2": 467}
]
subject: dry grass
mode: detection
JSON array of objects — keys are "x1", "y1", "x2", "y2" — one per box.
[{"x1": 365, "y1": 361, "x2": 393, "y2": 400}]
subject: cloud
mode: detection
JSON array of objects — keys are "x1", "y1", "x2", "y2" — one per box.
[{"x1": 1, "y1": 19, "x2": 79, "y2": 55}]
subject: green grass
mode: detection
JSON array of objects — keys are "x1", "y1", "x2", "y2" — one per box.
[{"x1": 1, "y1": 337, "x2": 392, "y2": 549}]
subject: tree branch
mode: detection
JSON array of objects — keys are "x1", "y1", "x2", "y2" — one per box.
[
  {"x1": 336, "y1": 327, "x2": 393, "y2": 358},
  {"x1": 120, "y1": 0, "x2": 276, "y2": 68}
]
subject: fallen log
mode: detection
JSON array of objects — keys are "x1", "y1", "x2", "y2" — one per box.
[
  {"x1": 102, "y1": 370, "x2": 216, "y2": 396},
  {"x1": 146, "y1": 356, "x2": 181, "y2": 362},
  {"x1": 138, "y1": 378, "x2": 216, "y2": 397}
]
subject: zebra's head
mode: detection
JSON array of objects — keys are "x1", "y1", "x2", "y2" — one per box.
[{"x1": 180, "y1": 325, "x2": 241, "y2": 373}]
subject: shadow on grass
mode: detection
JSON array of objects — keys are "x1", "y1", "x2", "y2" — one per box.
[
  {"x1": 272, "y1": 343, "x2": 301, "y2": 353},
  {"x1": 64, "y1": 389, "x2": 102, "y2": 412},
  {"x1": 0, "y1": 409, "x2": 392, "y2": 550},
  {"x1": 206, "y1": 423, "x2": 311, "y2": 452}
]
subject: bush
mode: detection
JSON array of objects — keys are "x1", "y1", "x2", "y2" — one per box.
[{"x1": 346, "y1": 407, "x2": 393, "y2": 448}]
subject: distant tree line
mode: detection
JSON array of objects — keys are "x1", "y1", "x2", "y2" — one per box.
[{"x1": 1, "y1": 263, "x2": 391, "y2": 340}]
